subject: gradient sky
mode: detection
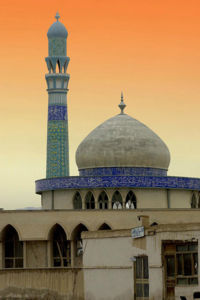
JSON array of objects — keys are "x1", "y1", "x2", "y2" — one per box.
[{"x1": 1, "y1": 0, "x2": 200, "y2": 209}]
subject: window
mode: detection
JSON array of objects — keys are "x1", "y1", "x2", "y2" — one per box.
[
  {"x1": 3, "y1": 225, "x2": 23, "y2": 268},
  {"x1": 126, "y1": 191, "x2": 137, "y2": 209},
  {"x1": 176, "y1": 243, "x2": 198, "y2": 285},
  {"x1": 98, "y1": 191, "x2": 108, "y2": 209},
  {"x1": 164, "y1": 242, "x2": 198, "y2": 286},
  {"x1": 112, "y1": 191, "x2": 123, "y2": 209},
  {"x1": 73, "y1": 192, "x2": 82, "y2": 209},
  {"x1": 135, "y1": 256, "x2": 149, "y2": 299},
  {"x1": 85, "y1": 191, "x2": 95, "y2": 209},
  {"x1": 51, "y1": 225, "x2": 71, "y2": 267}
]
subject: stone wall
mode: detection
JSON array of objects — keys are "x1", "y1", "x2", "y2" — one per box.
[{"x1": 0, "y1": 269, "x2": 84, "y2": 300}]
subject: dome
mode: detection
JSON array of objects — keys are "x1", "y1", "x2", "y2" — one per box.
[
  {"x1": 76, "y1": 111, "x2": 170, "y2": 175},
  {"x1": 47, "y1": 13, "x2": 68, "y2": 39}
]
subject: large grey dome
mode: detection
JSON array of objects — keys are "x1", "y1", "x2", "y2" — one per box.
[{"x1": 76, "y1": 113, "x2": 170, "y2": 172}]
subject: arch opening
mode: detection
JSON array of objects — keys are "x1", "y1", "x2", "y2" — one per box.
[
  {"x1": 3, "y1": 225, "x2": 23, "y2": 268},
  {"x1": 73, "y1": 192, "x2": 82, "y2": 209},
  {"x1": 50, "y1": 224, "x2": 71, "y2": 267},
  {"x1": 85, "y1": 191, "x2": 95, "y2": 209},
  {"x1": 112, "y1": 191, "x2": 122, "y2": 209},
  {"x1": 126, "y1": 191, "x2": 137, "y2": 209},
  {"x1": 71, "y1": 224, "x2": 88, "y2": 267},
  {"x1": 98, "y1": 191, "x2": 108, "y2": 209}
]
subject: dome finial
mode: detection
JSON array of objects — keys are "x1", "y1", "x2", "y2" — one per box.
[
  {"x1": 118, "y1": 91, "x2": 126, "y2": 114},
  {"x1": 55, "y1": 12, "x2": 60, "y2": 22}
]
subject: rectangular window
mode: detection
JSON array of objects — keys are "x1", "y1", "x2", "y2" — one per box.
[
  {"x1": 135, "y1": 256, "x2": 149, "y2": 300},
  {"x1": 164, "y1": 242, "x2": 198, "y2": 286}
]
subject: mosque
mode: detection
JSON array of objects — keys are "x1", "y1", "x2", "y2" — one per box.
[{"x1": 0, "y1": 13, "x2": 200, "y2": 300}]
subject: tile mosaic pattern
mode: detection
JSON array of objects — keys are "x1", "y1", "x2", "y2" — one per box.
[
  {"x1": 79, "y1": 167, "x2": 167, "y2": 177},
  {"x1": 46, "y1": 120, "x2": 69, "y2": 178},
  {"x1": 48, "y1": 105, "x2": 67, "y2": 121},
  {"x1": 48, "y1": 38, "x2": 66, "y2": 56},
  {"x1": 36, "y1": 175, "x2": 200, "y2": 193}
]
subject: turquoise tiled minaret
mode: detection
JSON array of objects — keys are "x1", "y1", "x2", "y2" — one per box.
[{"x1": 45, "y1": 13, "x2": 70, "y2": 178}]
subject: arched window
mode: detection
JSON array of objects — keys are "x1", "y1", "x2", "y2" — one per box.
[
  {"x1": 71, "y1": 224, "x2": 88, "y2": 266},
  {"x1": 73, "y1": 192, "x2": 82, "y2": 209},
  {"x1": 50, "y1": 224, "x2": 70, "y2": 267},
  {"x1": 191, "y1": 193, "x2": 197, "y2": 208},
  {"x1": 125, "y1": 191, "x2": 137, "y2": 209},
  {"x1": 3, "y1": 225, "x2": 23, "y2": 268},
  {"x1": 98, "y1": 191, "x2": 108, "y2": 209},
  {"x1": 112, "y1": 191, "x2": 123, "y2": 209},
  {"x1": 98, "y1": 223, "x2": 111, "y2": 230},
  {"x1": 85, "y1": 191, "x2": 95, "y2": 209}
]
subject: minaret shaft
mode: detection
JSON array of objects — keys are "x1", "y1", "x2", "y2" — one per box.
[{"x1": 46, "y1": 92, "x2": 69, "y2": 178}]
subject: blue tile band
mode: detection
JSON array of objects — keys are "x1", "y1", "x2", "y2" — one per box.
[
  {"x1": 36, "y1": 175, "x2": 200, "y2": 193},
  {"x1": 79, "y1": 167, "x2": 167, "y2": 177},
  {"x1": 48, "y1": 105, "x2": 67, "y2": 121}
]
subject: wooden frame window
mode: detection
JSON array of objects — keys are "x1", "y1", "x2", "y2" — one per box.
[
  {"x1": 164, "y1": 242, "x2": 198, "y2": 286},
  {"x1": 135, "y1": 256, "x2": 149, "y2": 300}
]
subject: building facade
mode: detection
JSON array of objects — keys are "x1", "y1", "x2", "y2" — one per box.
[{"x1": 0, "y1": 14, "x2": 200, "y2": 300}]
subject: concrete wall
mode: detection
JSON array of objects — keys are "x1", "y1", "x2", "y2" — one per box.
[
  {"x1": 0, "y1": 208, "x2": 200, "y2": 241},
  {"x1": 83, "y1": 235, "x2": 135, "y2": 300},
  {"x1": 26, "y1": 241, "x2": 47, "y2": 268},
  {"x1": 82, "y1": 225, "x2": 200, "y2": 300},
  {"x1": 41, "y1": 188, "x2": 194, "y2": 210}
]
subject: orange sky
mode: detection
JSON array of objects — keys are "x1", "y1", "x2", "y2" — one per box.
[{"x1": 1, "y1": 0, "x2": 200, "y2": 208}]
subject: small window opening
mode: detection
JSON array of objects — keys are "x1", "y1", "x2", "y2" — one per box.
[
  {"x1": 112, "y1": 191, "x2": 123, "y2": 209},
  {"x1": 73, "y1": 192, "x2": 82, "y2": 209},
  {"x1": 98, "y1": 223, "x2": 111, "y2": 230},
  {"x1": 125, "y1": 191, "x2": 137, "y2": 209},
  {"x1": 51, "y1": 225, "x2": 71, "y2": 267},
  {"x1": 3, "y1": 225, "x2": 23, "y2": 268},
  {"x1": 98, "y1": 191, "x2": 108, "y2": 209},
  {"x1": 85, "y1": 191, "x2": 95, "y2": 209}
]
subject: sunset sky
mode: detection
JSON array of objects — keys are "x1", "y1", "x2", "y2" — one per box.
[{"x1": 1, "y1": 0, "x2": 200, "y2": 209}]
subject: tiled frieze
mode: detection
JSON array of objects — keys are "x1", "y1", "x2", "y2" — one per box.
[
  {"x1": 48, "y1": 105, "x2": 67, "y2": 121},
  {"x1": 36, "y1": 175, "x2": 200, "y2": 193}
]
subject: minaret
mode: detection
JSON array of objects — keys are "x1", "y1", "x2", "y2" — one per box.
[{"x1": 45, "y1": 13, "x2": 70, "y2": 178}]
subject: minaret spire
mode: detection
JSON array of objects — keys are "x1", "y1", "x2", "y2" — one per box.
[
  {"x1": 45, "y1": 15, "x2": 70, "y2": 178},
  {"x1": 55, "y1": 12, "x2": 60, "y2": 21},
  {"x1": 118, "y1": 91, "x2": 126, "y2": 114}
]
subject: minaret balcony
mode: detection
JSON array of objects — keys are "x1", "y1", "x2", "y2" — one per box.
[{"x1": 45, "y1": 73, "x2": 70, "y2": 92}]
